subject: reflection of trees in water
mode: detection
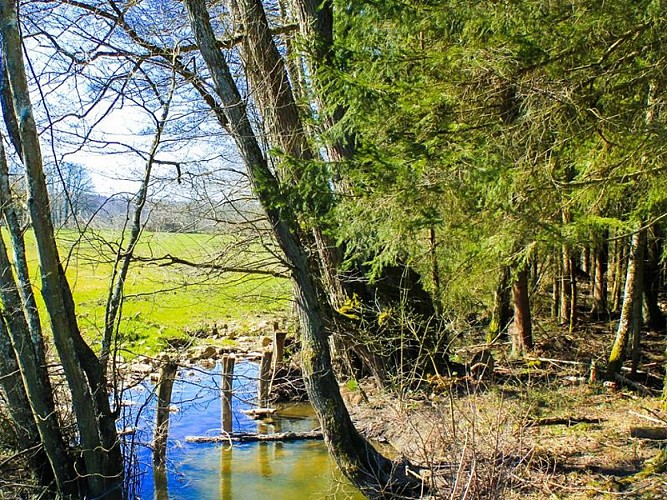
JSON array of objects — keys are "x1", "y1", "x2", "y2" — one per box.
[
  {"x1": 119, "y1": 362, "x2": 259, "y2": 497},
  {"x1": 117, "y1": 362, "x2": 354, "y2": 498}
]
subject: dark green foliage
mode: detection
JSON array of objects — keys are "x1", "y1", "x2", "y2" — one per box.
[{"x1": 323, "y1": 0, "x2": 667, "y2": 322}]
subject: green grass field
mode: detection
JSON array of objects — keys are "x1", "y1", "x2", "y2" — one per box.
[{"x1": 20, "y1": 229, "x2": 290, "y2": 356}]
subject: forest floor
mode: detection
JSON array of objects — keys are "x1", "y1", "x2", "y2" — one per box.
[{"x1": 345, "y1": 312, "x2": 667, "y2": 499}]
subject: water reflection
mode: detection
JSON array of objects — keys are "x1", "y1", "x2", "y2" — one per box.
[{"x1": 119, "y1": 361, "x2": 363, "y2": 499}]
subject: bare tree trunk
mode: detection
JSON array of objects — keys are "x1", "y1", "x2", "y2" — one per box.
[
  {"x1": 183, "y1": 1, "x2": 423, "y2": 494},
  {"x1": 582, "y1": 246, "x2": 590, "y2": 280},
  {"x1": 511, "y1": 268, "x2": 533, "y2": 356},
  {"x1": 230, "y1": 0, "x2": 345, "y2": 309},
  {"x1": 551, "y1": 253, "x2": 561, "y2": 319},
  {"x1": 0, "y1": 2, "x2": 123, "y2": 495},
  {"x1": 643, "y1": 225, "x2": 666, "y2": 332},
  {"x1": 611, "y1": 237, "x2": 627, "y2": 314},
  {"x1": 560, "y1": 243, "x2": 577, "y2": 331},
  {"x1": 591, "y1": 230, "x2": 609, "y2": 318},
  {"x1": 0, "y1": 92, "x2": 45, "y2": 364},
  {"x1": 0, "y1": 145, "x2": 76, "y2": 494},
  {"x1": 0, "y1": 318, "x2": 55, "y2": 490},
  {"x1": 489, "y1": 266, "x2": 512, "y2": 342},
  {"x1": 608, "y1": 228, "x2": 645, "y2": 377}
]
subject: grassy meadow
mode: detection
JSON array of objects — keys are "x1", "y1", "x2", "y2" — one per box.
[{"x1": 19, "y1": 229, "x2": 290, "y2": 356}]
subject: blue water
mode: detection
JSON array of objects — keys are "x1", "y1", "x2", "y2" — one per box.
[{"x1": 116, "y1": 362, "x2": 362, "y2": 499}]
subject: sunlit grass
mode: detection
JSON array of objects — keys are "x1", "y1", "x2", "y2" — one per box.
[{"x1": 18, "y1": 229, "x2": 290, "y2": 356}]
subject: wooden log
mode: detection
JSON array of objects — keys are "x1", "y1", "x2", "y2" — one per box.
[
  {"x1": 258, "y1": 349, "x2": 273, "y2": 407},
  {"x1": 221, "y1": 354, "x2": 236, "y2": 433},
  {"x1": 185, "y1": 430, "x2": 323, "y2": 443},
  {"x1": 524, "y1": 356, "x2": 588, "y2": 366},
  {"x1": 630, "y1": 427, "x2": 667, "y2": 440},
  {"x1": 613, "y1": 372, "x2": 656, "y2": 396},
  {"x1": 629, "y1": 410, "x2": 665, "y2": 425},
  {"x1": 527, "y1": 416, "x2": 604, "y2": 427}
]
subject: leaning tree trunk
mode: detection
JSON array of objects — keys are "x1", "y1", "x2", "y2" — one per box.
[
  {"x1": 229, "y1": 0, "x2": 440, "y2": 386},
  {"x1": 183, "y1": 1, "x2": 423, "y2": 495},
  {"x1": 230, "y1": 0, "x2": 346, "y2": 310},
  {"x1": 510, "y1": 267, "x2": 533, "y2": 357},
  {"x1": 0, "y1": 227, "x2": 77, "y2": 495},
  {"x1": 0, "y1": 69, "x2": 45, "y2": 364},
  {"x1": 0, "y1": 137, "x2": 75, "y2": 492},
  {"x1": 0, "y1": 317, "x2": 55, "y2": 490},
  {"x1": 0, "y1": 2, "x2": 123, "y2": 496},
  {"x1": 608, "y1": 227, "x2": 645, "y2": 377}
]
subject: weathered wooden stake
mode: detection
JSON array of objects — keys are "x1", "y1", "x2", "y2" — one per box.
[
  {"x1": 154, "y1": 358, "x2": 178, "y2": 499},
  {"x1": 258, "y1": 350, "x2": 273, "y2": 407},
  {"x1": 221, "y1": 354, "x2": 236, "y2": 433},
  {"x1": 273, "y1": 331, "x2": 287, "y2": 369}
]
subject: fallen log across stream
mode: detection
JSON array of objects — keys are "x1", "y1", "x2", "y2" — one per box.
[{"x1": 185, "y1": 430, "x2": 323, "y2": 443}]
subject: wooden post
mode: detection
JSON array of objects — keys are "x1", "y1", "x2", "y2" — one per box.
[
  {"x1": 221, "y1": 354, "x2": 236, "y2": 433},
  {"x1": 273, "y1": 331, "x2": 287, "y2": 369},
  {"x1": 258, "y1": 350, "x2": 273, "y2": 407},
  {"x1": 154, "y1": 358, "x2": 178, "y2": 499}
]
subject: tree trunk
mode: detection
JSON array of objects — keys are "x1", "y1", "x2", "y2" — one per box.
[
  {"x1": 0, "y1": 2, "x2": 123, "y2": 496},
  {"x1": 0, "y1": 123, "x2": 45, "y2": 365},
  {"x1": 230, "y1": 0, "x2": 345, "y2": 309},
  {"x1": 511, "y1": 268, "x2": 533, "y2": 356},
  {"x1": 0, "y1": 317, "x2": 55, "y2": 490},
  {"x1": 611, "y1": 236, "x2": 627, "y2": 314},
  {"x1": 591, "y1": 230, "x2": 609, "y2": 318},
  {"x1": 0, "y1": 231, "x2": 77, "y2": 495},
  {"x1": 288, "y1": 0, "x2": 356, "y2": 164},
  {"x1": 183, "y1": 1, "x2": 423, "y2": 494},
  {"x1": 643, "y1": 225, "x2": 666, "y2": 332},
  {"x1": 608, "y1": 228, "x2": 645, "y2": 377},
  {"x1": 560, "y1": 243, "x2": 577, "y2": 331},
  {"x1": 552, "y1": 253, "x2": 561, "y2": 319},
  {"x1": 489, "y1": 266, "x2": 512, "y2": 342},
  {"x1": 101, "y1": 83, "x2": 174, "y2": 369}
]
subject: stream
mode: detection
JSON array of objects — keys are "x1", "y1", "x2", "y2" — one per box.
[{"x1": 118, "y1": 361, "x2": 363, "y2": 499}]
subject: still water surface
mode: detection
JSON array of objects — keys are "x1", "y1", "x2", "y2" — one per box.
[{"x1": 118, "y1": 361, "x2": 363, "y2": 499}]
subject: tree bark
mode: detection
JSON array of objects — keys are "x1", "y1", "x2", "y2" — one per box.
[
  {"x1": 552, "y1": 253, "x2": 561, "y2": 319},
  {"x1": 608, "y1": 228, "x2": 645, "y2": 377},
  {"x1": 0, "y1": 317, "x2": 55, "y2": 490},
  {"x1": 0, "y1": 139, "x2": 75, "y2": 493},
  {"x1": 511, "y1": 268, "x2": 533, "y2": 356},
  {"x1": 611, "y1": 236, "x2": 627, "y2": 314},
  {"x1": 591, "y1": 230, "x2": 609, "y2": 318},
  {"x1": 560, "y1": 243, "x2": 577, "y2": 331},
  {"x1": 288, "y1": 0, "x2": 355, "y2": 164},
  {"x1": 643, "y1": 225, "x2": 665, "y2": 332},
  {"x1": 489, "y1": 266, "x2": 512, "y2": 342},
  {"x1": 230, "y1": 0, "x2": 345, "y2": 308},
  {"x1": 183, "y1": 1, "x2": 423, "y2": 495}
]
